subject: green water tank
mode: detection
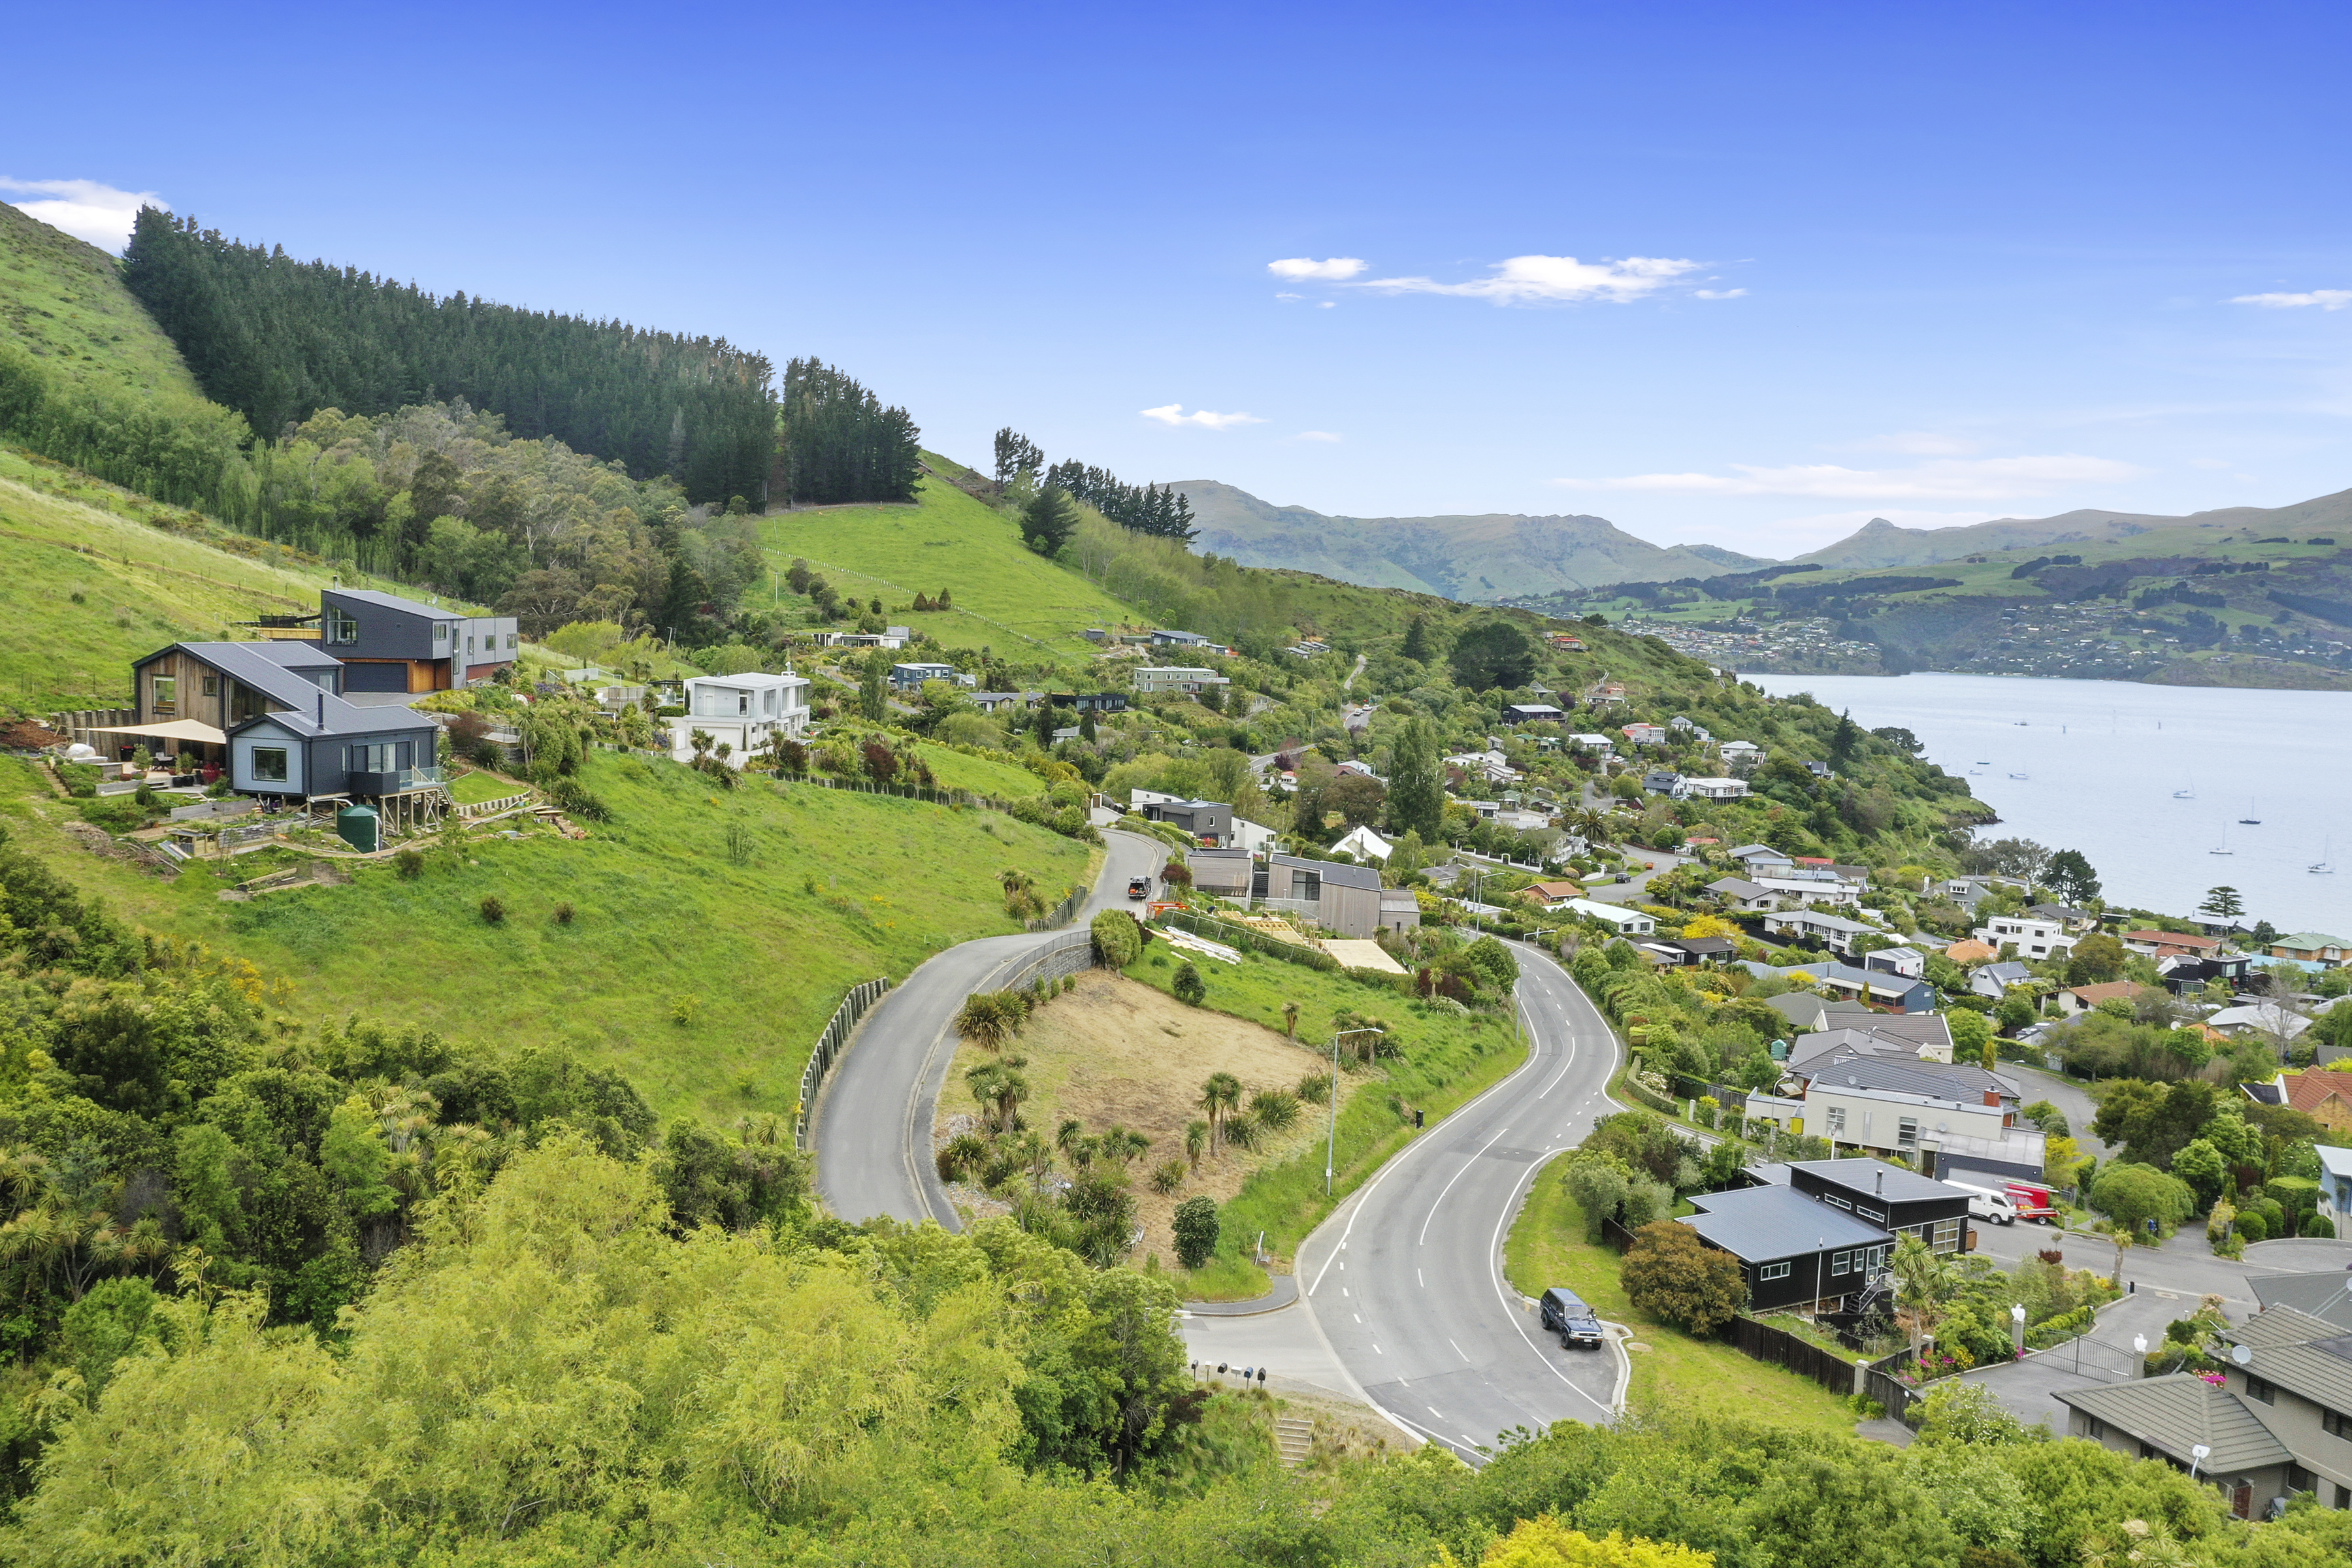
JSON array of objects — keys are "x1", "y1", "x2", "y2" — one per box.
[{"x1": 336, "y1": 804, "x2": 380, "y2": 855}]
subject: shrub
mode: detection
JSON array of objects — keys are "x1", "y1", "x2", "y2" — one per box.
[
  {"x1": 553, "y1": 902, "x2": 576, "y2": 924},
  {"x1": 1172, "y1": 1196, "x2": 1220, "y2": 1269},
  {"x1": 1149, "y1": 1159, "x2": 1186, "y2": 1195},
  {"x1": 1621, "y1": 1219, "x2": 1745, "y2": 1335},
  {"x1": 393, "y1": 849, "x2": 424, "y2": 880},
  {"x1": 1296, "y1": 1071, "x2": 1332, "y2": 1104},
  {"x1": 2233, "y1": 1209, "x2": 2268, "y2": 1243},
  {"x1": 1171, "y1": 962, "x2": 1207, "y2": 1005},
  {"x1": 550, "y1": 777, "x2": 612, "y2": 822},
  {"x1": 1090, "y1": 909, "x2": 1143, "y2": 968},
  {"x1": 2303, "y1": 1213, "x2": 2335, "y2": 1239},
  {"x1": 478, "y1": 895, "x2": 506, "y2": 923},
  {"x1": 1250, "y1": 1089, "x2": 1301, "y2": 1132}
]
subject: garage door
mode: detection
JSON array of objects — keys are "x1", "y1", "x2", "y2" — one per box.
[{"x1": 340, "y1": 661, "x2": 411, "y2": 692}]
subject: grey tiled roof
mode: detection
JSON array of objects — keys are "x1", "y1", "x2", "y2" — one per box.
[
  {"x1": 2228, "y1": 1307, "x2": 2352, "y2": 1411},
  {"x1": 1678, "y1": 1184, "x2": 1891, "y2": 1262},
  {"x1": 1797, "y1": 1054, "x2": 2014, "y2": 1105},
  {"x1": 2054, "y1": 1375, "x2": 2293, "y2": 1472},
  {"x1": 2247, "y1": 1273, "x2": 2352, "y2": 1331}
]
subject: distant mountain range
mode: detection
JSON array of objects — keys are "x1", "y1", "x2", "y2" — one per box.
[{"x1": 1165, "y1": 478, "x2": 2352, "y2": 600}]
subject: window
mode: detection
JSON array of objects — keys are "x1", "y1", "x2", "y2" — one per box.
[
  {"x1": 506, "y1": 632, "x2": 517, "y2": 649},
  {"x1": 1758, "y1": 1262, "x2": 1791, "y2": 1281},
  {"x1": 151, "y1": 675, "x2": 176, "y2": 713},
  {"x1": 2324, "y1": 1407, "x2": 2351, "y2": 1440},
  {"x1": 737, "y1": 693, "x2": 749, "y2": 715},
  {"x1": 2086, "y1": 1417, "x2": 2106, "y2": 1441},
  {"x1": 1931, "y1": 1217, "x2": 1962, "y2": 1252},
  {"x1": 434, "y1": 623, "x2": 449, "y2": 643},
  {"x1": 1822, "y1": 1194, "x2": 1854, "y2": 1212},
  {"x1": 1898, "y1": 1116, "x2": 1920, "y2": 1151},
  {"x1": 467, "y1": 634, "x2": 476, "y2": 654},
  {"x1": 1830, "y1": 1250, "x2": 1853, "y2": 1277},
  {"x1": 2286, "y1": 1465, "x2": 2315, "y2": 1496},
  {"x1": 1826, "y1": 1106, "x2": 1847, "y2": 1136},
  {"x1": 251, "y1": 746, "x2": 288, "y2": 783},
  {"x1": 201, "y1": 675, "x2": 219, "y2": 696},
  {"x1": 2244, "y1": 1373, "x2": 2276, "y2": 1405},
  {"x1": 325, "y1": 612, "x2": 359, "y2": 644}
]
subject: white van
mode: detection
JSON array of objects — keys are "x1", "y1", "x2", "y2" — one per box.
[{"x1": 1944, "y1": 1179, "x2": 2018, "y2": 1226}]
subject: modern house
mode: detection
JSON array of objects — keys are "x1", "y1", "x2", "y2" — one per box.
[
  {"x1": 1046, "y1": 692, "x2": 1130, "y2": 715},
  {"x1": 1621, "y1": 723, "x2": 1667, "y2": 747},
  {"x1": 809, "y1": 626, "x2": 911, "y2": 650},
  {"x1": 1503, "y1": 703, "x2": 1566, "y2": 724},
  {"x1": 1783, "y1": 1158, "x2": 1970, "y2": 1254},
  {"x1": 1717, "y1": 740, "x2": 1764, "y2": 766},
  {"x1": 1679, "y1": 777, "x2": 1749, "y2": 800},
  {"x1": 1567, "y1": 732, "x2": 1615, "y2": 754},
  {"x1": 1262, "y1": 853, "x2": 1383, "y2": 938},
  {"x1": 1137, "y1": 796, "x2": 1233, "y2": 847},
  {"x1": 1799, "y1": 1061, "x2": 2038, "y2": 1178},
  {"x1": 1133, "y1": 666, "x2": 1232, "y2": 696},
  {"x1": 1972, "y1": 913, "x2": 2076, "y2": 960},
  {"x1": 670, "y1": 671, "x2": 809, "y2": 762},
  {"x1": 1742, "y1": 959, "x2": 1939, "y2": 1015},
  {"x1": 969, "y1": 691, "x2": 1037, "y2": 715},
  {"x1": 2056, "y1": 1301, "x2": 2352, "y2": 1516},
  {"x1": 888, "y1": 661, "x2": 966, "y2": 691},
  {"x1": 224, "y1": 685, "x2": 445, "y2": 808},
  {"x1": 1379, "y1": 889, "x2": 1421, "y2": 934},
  {"x1": 319, "y1": 587, "x2": 517, "y2": 693},
  {"x1": 1150, "y1": 629, "x2": 1230, "y2": 655},
  {"x1": 132, "y1": 640, "x2": 348, "y2": 738},
  {"x1": 1865, "y1": 945, "x2": 1926, "y2": 979}
]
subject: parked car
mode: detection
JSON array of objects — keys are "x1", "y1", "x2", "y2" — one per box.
[
  {"x1": 1127, "y1": 877, "x2": 1151, "y2": 900},
  {"x1": 1539, "y1": 1286, "x2": 1605, "y2": 1350},
  {"x1": 1944, "y1": 1179, "x2": 2019, "y2": 1226}
]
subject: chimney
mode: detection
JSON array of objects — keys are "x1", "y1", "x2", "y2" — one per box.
[
  {"x1": 1983, "y1": 1088, "x2": 2002, "y2": 1107},
  {"x1": 1874, "y1": 1168, "x2": 1884, "y2": 1196},
  {"x1": 317, "y1": 690, "x2": 324, "y2": 726}
]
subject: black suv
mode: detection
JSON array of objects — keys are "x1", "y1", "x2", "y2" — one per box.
[{"x1": 1540, "y1": 1286, "x2": 1605, "y2": 1351}]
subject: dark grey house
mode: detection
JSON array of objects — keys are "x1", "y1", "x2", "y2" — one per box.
[
  {"x1": 1677, "y1": 1183, "x2": 1895, "y2": 1313},
  {"x1": 320, "y1": 587, "x2": 517, "y2": 693},
  {"x1": 1784, "y1": 1158, "x2": 1970, "y2": 1254},
  {"x1": 227, "y1": 685, "x2": 442, "y2": 804},
  {"x1": 1140, "y1": 798, "x2": 1233, "y2": 847}
]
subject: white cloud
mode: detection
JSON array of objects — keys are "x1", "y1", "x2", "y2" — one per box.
[
  {"x1": 1269, "y1": 257, "x2": 1367, "y2": 281},
  {"x1": 1292, "y1": 431, "x2": 1343, "y2": 443},
  {"x1": 1274, "y1": 291, "x2": 1303, "y2": 300},
  {"x1": 1693, "y1": 288, "x2": 1746, "y2": 299},
  {"x1": 0, "y1": 177, "x2": 162, "y2": 253},
  {"x1": 1352, "y1": 253, "x2": 1708, "y2": 305},
  {"x1": 1140, "y1": 404, "x2": 1264, "y2": 431},
  {"x1": 1552, "y1": 452, "x2": 2140, "y2": 500},
  {"x1": 2231, "y1": 289, "x2": 2352, "y2": 310}
]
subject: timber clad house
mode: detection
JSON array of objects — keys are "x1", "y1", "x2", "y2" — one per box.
[
  {"x1": 318, "y1": 588, "x2": 517, "y2": 693},
  {"x1": 1674, "y1": 1157, "x2": 1970, "y2": 1314}
]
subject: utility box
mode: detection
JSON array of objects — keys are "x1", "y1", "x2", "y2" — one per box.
[{"x1": 335, "y1": 804, "x2": 380, "y2": 855}]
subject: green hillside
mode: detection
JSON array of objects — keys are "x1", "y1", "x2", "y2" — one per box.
[
  {"x1": 760, "y1": 469, "x2": 1142, "y2": 656},
  {"x1": 0, "y1": 447, "x2": 443, "y2": 710},
  {"x1": 0, "y1": 201, "x2": 204, "y2": 402},
  {"x1": 0, "y1": 749, "x2": 1092, "y2": 1126}
]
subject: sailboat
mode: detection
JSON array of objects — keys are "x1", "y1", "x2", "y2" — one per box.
[
  {"x1": 2210, "y1": 823, "x2": 2233, "y2": 856},
  {"x1": 2238, "y1": 796, "x2": 2261, "y2": 825},
  {"x1": 2313, "y1": 836, "x2": 2336, "y2": 875},
  {"x1": 2173, "y1": 777, "x2": 2195, "y2": 800}
]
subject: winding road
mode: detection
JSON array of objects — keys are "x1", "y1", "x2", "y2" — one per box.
[
  {"x1": 815, "y1": 829, "x2": 1163, "y2": 1225},
  {"x1": 813, "y1": 851, "x2": 1635, "y2": 1460}
]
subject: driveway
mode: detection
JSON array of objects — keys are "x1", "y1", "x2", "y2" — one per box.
[
  {"x1": 812, "y1": 828, "x2": 1163, "y2": 1225},
  {"x1": 2002, "y1": 1065, "x2": 2113, "y2": 1158},
  {"x1": 1576, "y1": 849, "x2": 1692, "y2": 907},
  {"x1": 1955, "y1": 1223, "x2": 2352, "y2": 1430}
]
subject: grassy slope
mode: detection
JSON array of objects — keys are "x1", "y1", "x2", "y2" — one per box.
[
  {"x1": 1120, "y1": 944, "x2": 1529, "y2": 1295},
  {"x1": 0, "y1": 201, "x2": 204, "y2": 402},
  {"x1": 0, "y1": 751, "x2": 1094, "y2": 1126},
  {"x1": 760, "y1": 472, "x2": 1142, "y2": 657},
  {"x1": 915, "y1": 743, "x2": 1046, "y2": 798},
  {"x1": 0, "y1": 449, "x2": 483, "y2": 711},
  {"x1": 1505, "y1": 1156, "x2": 1855, "y2": 1437}
]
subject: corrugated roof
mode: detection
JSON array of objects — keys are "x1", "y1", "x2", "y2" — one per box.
[
  {"x1": 1678, "y1": 1183, "x2": 1891, "y2": 1262},
  {"x1": 2054, "y1": 1376, "x2": 2293, "y2": 1473}
]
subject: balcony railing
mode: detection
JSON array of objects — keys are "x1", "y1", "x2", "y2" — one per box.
[{"x1": 348, "y1": 765, "x2": 447, "y2": 796}]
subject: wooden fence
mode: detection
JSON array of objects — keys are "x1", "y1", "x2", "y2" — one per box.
[
  {"x1": 457, "y1": 792, "x2": 533, "y2": 819},
  {"x1": 793, "y1": 977, "x2": 892, "y2": 1151}
]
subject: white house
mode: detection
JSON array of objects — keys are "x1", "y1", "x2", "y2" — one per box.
[
  {"x1": 1707, "y1": 876, "x2": 1782, "y2": 913},
  {"x1": 1563, "y1": 898, "x2": 1656, "y2": 936},
  {"x1": 1331, "y1": 823, "x2": 1394, "y2": 862},
  {"x1": 811, "y1": 627, "x2": 911, "y2": 650},
  {"x1": 1761, "y1": 909, "x2": 1877, "y2": 956},
  {"x1": 1865, "y1": 945, "x2": 1927, "y2": 979},
  {"x1": 1568, "y1": 732, "x2": 1616, "y2": 754},
  {"x1": 1622, "y1": 723, "x2": 1668, "y2": 747},
  {"x1": 1803, "y1": 1076, "x2": 2039, "y2": 1169},
  {"x1": 2317, "y1": 1145, "x2": 2352, "y2": 1235},
  {"x1": 1731, "y1": 843, "x2": 1794, "y2": 875},
  {"x1": 670, "y1": 671, "x2": 811, "y2": 762},
  {"x1": 1680, "y1": 776, "x2": 1749, "y2": 800},
  {"x1": 1756, "y1": 874, "x2": 1863, "y2": 908},
  {"x1": 1972, "y1": 913, "x2": 2075, "y2": 961},
  {"x1": 1134, "y1": 666, "x2": 1233, "y2": 696},
  {"x1": 1718, "y1": 740, "x2": 1765, "y2": 766}
]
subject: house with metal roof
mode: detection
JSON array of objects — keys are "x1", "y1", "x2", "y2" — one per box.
[
  {"x1": 2057, "y1": 1303, "x2": 2352, "y2": 1515},
  {"x1": 1261, "y1": 853, "x2": 1382, "y2": 938},
  {"x1": 1676, "y1": 1184, "x2": 1895, "y2": 1313},
  {"x1": 320, "y1": 586, "x2": 516, "y2": 692}
]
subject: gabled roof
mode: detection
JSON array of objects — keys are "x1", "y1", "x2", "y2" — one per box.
[
  {"x1": 1797, "y1": 1054, "x2": 2013, "y2": 1106},
  {"x1": 2225, "y1": 1307, "x2": 2352, "y2": 1412},
  {"x1": 2054, "y1": 1375, "x2": 2292, "y2": 1473},
  {"x1": 2064, "y1": 980, "x2": 2150, "y2": 1007},
  {"x1": 2273, "y1": 931, "x2": 2352, "y2": 952},
  {"x1": 1944, "y1": 938, "x2": 1997, "y2": 964},
  {"x1": 1978, "y1": 961, "x2": 2033, "y2": 984},
  {"x1": 1728, "y1": 843, "x2": 1786, "y2": 859},
  {"x1": 1678, "y1": 1183, "x2": 1892, "y2": 1262},
  {"x1": 2279, "y1": 1068, "x2": 2352, "y2": 1112},
  {"x1": 2246, "y1": 1273, "x2": 2352, "y2": 1333},
  {"x1": 1707, "y1": 876, "x2": 1771, "y2": 898}
]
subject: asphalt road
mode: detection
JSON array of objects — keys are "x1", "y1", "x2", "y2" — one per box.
[
  {"x1": 813, "y1": 828, "x2": 1164, "y2": 1226},
  {"x1": 1281, "y1": 941, "x2": 1631, "y2": 1461}
]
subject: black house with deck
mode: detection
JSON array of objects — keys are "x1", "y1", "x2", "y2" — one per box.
[
  {"x1": 1678, "y1": 1184, "x2": 1895, "y2": 1313},
  {"x1": 1786, "y1": 1158, "x2": 1970, "y2": 1255}
]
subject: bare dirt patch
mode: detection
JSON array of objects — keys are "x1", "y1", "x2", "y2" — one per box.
[{"x1": 935, "y1": 970, "x2": 1352, "y2": 1263}]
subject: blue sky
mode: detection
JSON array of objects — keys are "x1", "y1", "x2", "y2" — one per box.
[{"x1": 8, "y1": 2, "x2": 2350, "y2": 557}]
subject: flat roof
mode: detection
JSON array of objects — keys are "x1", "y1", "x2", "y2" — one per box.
[
  {"x1": 1678, "y1": 1184, "x2": 1891, "y2": 1262},
  {"x1": 325, "y1": 585, "x2": 454, "y2": 618},
  {"x1": 1780, "y1": 1157, "x2": 1963, "y2": 1205}
]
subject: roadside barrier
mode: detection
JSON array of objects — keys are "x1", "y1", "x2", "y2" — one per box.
[{"x1": 794, "y1": 976, "x2": 892, "y2": 1151}]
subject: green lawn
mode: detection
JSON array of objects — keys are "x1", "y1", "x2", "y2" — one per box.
[
  {"x1": 1, "y1": 201, "x2": 207, "y2": 403},
  {"x1": 1505, "y1": 1155, "x2": 1858, "y2": 1437},
  {"x1": 759, "y1": 472, "x2": 1141, "y2": 657},
  {"x1": 1, "y1": 752, "x2": 1095, "y2": 1126},
  {"x1": 446, "y1": 768, "x2": 527, "y2": 804},
  {"x1": 1122, "y1": 944, "x2": 1529, "y2": 1292}
]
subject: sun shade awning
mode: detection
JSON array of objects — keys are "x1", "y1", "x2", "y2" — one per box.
[{"x1": 84, "y1": 719, "x2": 229, "y2": 745}]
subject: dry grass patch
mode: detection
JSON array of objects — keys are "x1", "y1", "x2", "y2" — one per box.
[{"x1": 936, "y1": 970, "x2": 1350, "y2": 1262}]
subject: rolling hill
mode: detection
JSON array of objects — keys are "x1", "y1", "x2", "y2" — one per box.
[
  {"x1": 0, "y1": 199, "x2": 206, "y2": 402},
  {"x1": 1163, "y1": 478, "x2": 1768, "y2": 599},
  {"x1": 1789, "y1": 489, "x2": 2352, "y2": 570}
]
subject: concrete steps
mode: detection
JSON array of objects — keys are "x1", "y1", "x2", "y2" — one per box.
[{"x1": 1275, "y1": 1416, "x2": 1313, "y2": 1467}]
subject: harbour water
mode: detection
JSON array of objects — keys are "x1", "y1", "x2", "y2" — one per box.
[{"x1": 1742, "y1": 672, "x2": 2352, "y2": 935}]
